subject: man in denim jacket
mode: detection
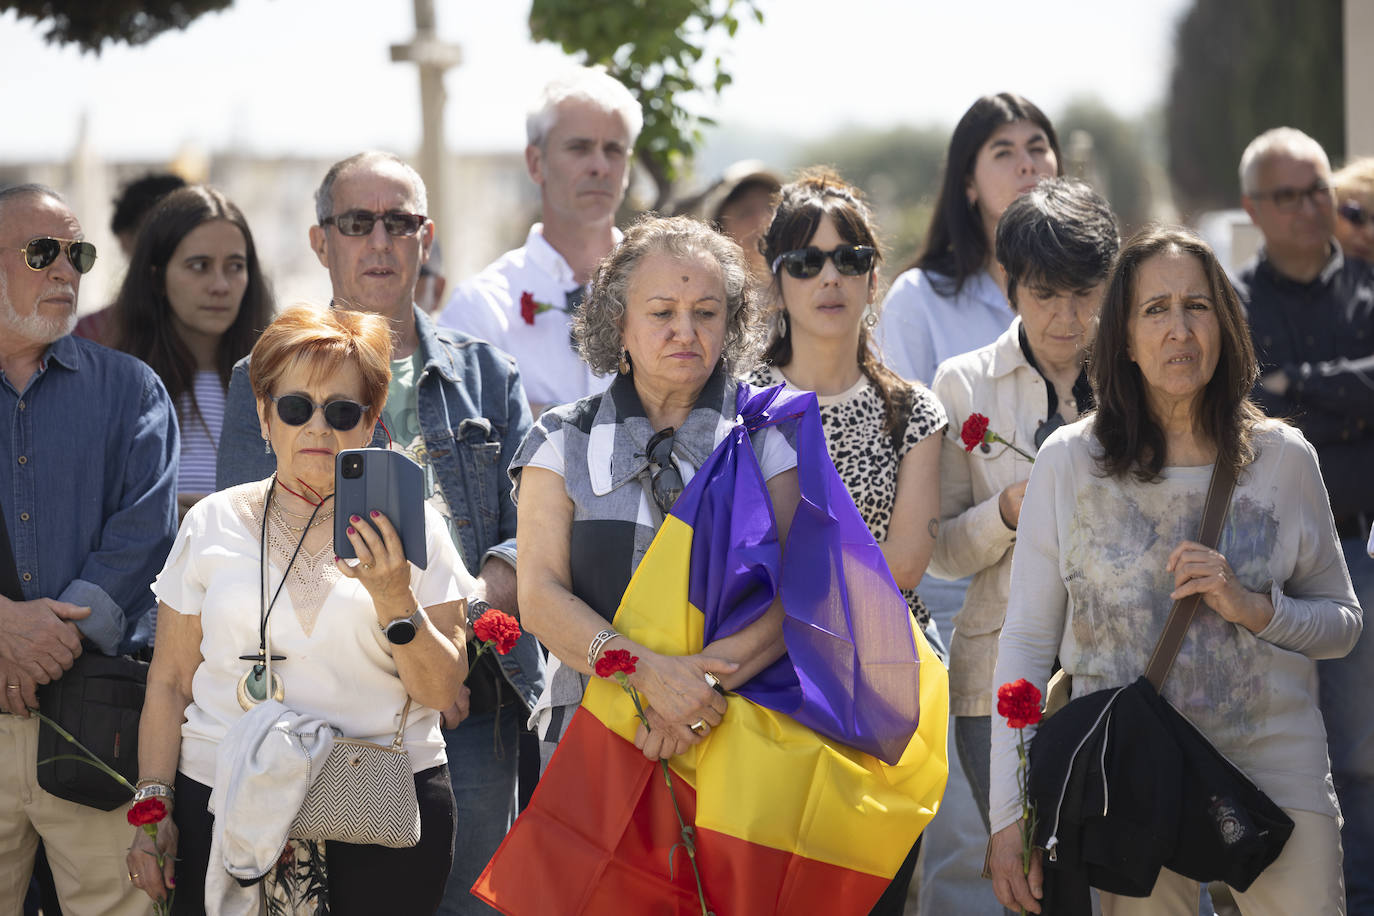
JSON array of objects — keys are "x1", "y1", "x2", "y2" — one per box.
[{"x1": 216, "y1": 152, "x2": 543, "y2": 915}]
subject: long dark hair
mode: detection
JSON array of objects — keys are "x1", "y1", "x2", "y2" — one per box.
[
  {"x1": 761, "y1": 168, "x2": 910, "y2": 437},
  {"x1": 1091, "y1": 225, "x2": 1264, "y2": 482},
  {"x1": 909, "y1": 93, "x2": 1062, "y2": 296},
  {"x1": 113, "y1": 185, "x2": 273, "y2": 431}
]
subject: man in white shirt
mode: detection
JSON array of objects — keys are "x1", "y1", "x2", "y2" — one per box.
[{"x1": 439, "y1": 67, "x2": 642, "y2": 417}]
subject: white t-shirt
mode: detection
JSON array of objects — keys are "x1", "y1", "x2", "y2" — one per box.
[
  {"x1": 439, "y1": 224, "x2": 613, "y2": 410},
  {"x1": 876, "y1": 267, "x2": 1013, "y2": 386},
  {"x1": 989, "y1": 419, "x2": 1362, "y2": 834},
  {"x1": 152, "y1": 481, "x2": 472, "y2": 786}
]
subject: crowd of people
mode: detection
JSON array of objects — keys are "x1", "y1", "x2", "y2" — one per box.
[{"x1": 1, "y1": 64, "x2": 1370, "y2": 916}]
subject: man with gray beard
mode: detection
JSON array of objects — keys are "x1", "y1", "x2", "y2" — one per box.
[{"x1": 0, "y1": 184, "x2": 178, "y2": 915}]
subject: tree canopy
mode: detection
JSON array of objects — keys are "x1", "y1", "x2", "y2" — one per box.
[
  {"x1": 2, "y1": 0, "x2": 232, "y2": 53},
  {"x1": 1166, "y1": 0, "x2": 1344, "y2": 216},
  {"x1": 529, "y1": 0, "x2": 762, "y2": 211}
]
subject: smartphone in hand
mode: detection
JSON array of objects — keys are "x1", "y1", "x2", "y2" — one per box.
[{"x1": 334, "y1": 448, "x2": 428, "y2": 569}]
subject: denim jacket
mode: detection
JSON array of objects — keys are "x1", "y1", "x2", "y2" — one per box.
[{"x1": 216, "y1": 306, "x2": 543, "y2": 708}]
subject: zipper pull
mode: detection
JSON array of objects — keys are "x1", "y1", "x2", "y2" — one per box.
[{"x1": 1045, "y1": 836, "x2": 1059, "y2": 863}]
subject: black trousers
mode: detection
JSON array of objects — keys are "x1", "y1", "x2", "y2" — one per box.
[{"x1": 170, "y1": 765, "x2": 456, "y2": 915}]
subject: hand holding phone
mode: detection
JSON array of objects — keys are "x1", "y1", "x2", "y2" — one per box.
[{"x1": 334, "y1": 448, "x2": 428, "y2": 569}]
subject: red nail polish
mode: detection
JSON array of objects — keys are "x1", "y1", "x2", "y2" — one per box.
[
  {"x1": 370, "y1": 510, "x2": 380, "y2": 518},
  {"x1": 347, "y1": 526, "x2": 356, "y2": 535},
  {"x1": 350, "y1": 514, "x2": 361, "y2": 522}
]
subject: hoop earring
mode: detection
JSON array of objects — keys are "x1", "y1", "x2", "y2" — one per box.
[
  {"x1": 618, "y1": 348, "x2": 631, "y2": 375},
  {"x1": 779, "y1": 309, "x2": 791, "y2": 338}
]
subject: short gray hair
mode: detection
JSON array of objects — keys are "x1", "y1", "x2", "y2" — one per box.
[
  {"x1": 1239, "y1": 127, "x2": 1331, "y2": 196},
  {"x1": 0, "y1": 183, "x2": 65, "y2": 221},
  {"x1": 526, "y1": 66, "x2": 644, "y2": 149},
  {"x1": 575, "y1": 215, "x2": 764, "y2": 376},
  {"x1": 314, "y1": 152, "x2": 428, "y2": 225}
]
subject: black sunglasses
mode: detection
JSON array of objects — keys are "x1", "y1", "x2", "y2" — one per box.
[
  {"x1": 771, "y1": 245, "x2": 876, "y2": 280},
  {"x1": 11, "y1": 237, "x2": 97, "y2": 274},
  {"x1": 322, "y1": 209, "x2": 427, "y2": 238},
  {"x1": 271, "y1": 394, "x2": 369, "y2": 431},
  {"x1": 1338, "y1": 201, "x2": 1372, "y2": 229},
  {"x1": 644, "y1": 427, "x2": 683, "y2": 515}
]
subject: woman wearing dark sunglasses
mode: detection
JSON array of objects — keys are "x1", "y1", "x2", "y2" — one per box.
[
  {"x1": 512, "y1": 215, "x2": 798, "y2": 763},
  {"x1": 1332, "y1": 157, "x2": 1374, "y2": 263},
  {"x1": 749, "y1": 169, "x2": 946, "y2": 916},
  {"x1": 129, "y1": 305, "x2": 472, "y2": 914},
  {"x1": 111, "y1": 186, "x2": 274, "y2": 522}
]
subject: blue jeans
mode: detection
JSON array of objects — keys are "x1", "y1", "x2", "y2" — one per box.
[
  {"x1": 1321, "y1": 537, "x2": 1374, "y2": 915},
  {"x1": 955, "y1": 714, "x2": 993, "y2": 832},
  {"x1": 436, "y1": 705, "x2": 522, "y2": 916}
]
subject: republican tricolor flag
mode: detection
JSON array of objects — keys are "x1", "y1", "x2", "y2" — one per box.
[{"x1": 475, "y1": 384, "x2": 948, "y2": 915}]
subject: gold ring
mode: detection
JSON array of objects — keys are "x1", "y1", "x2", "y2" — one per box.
[
  {"x1": 704, "y1": 672, "x2": 725, "y2": 695},
  {"x1": 689, "y1": 720, "x2": 707, "y2": 735},
  {"x1": 5, "y1": 684, "x2": 17, "y2": 690},
  {"x1": 363, "y1": 563, "x2": 374, "y2": 570},
  {"x1": 129, "y1": 872, "x2": 139, "y2": 881}
]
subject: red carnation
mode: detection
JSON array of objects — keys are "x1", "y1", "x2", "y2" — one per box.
[
  {"x1": 520, "y1": 291, "x2": 537, "y2": 325},
  {"x1": 961, "y1": 413, "x2": 991, "y2": 452},
  {"x1": 127, "y1": 798, "x2": 167, "y2": 827},
  {"x1": 472, "y1": 608, "x2": 521, "y2": 655},
  {"x1": 996, "y1": 678, "x2": 1043, "y2": 729},
  {"x1": 595, "y1": 648, "x2": 639, "y2": 679}
]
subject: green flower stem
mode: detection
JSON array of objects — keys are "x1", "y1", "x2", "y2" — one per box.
[
  {"x1": 614, "y1": 674, "x2": 714, "y2": 916},
  {"x1": 990, "y1": 432, "x2": 1036, "y2": 463},
  {"x1": 29, "y1": 707, "x2": 135, "y2": 795},
  {"x1": 1015, "y1": 728, "x2": 1036, "y2": 916}
]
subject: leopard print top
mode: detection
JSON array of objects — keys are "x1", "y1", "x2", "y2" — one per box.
[{"x1": 750, "y1": 366, "x2": 947, "y2": 627}]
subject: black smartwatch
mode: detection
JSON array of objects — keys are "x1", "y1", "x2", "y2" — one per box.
[
  {"x1": 383, "y1": 607, "x2": 427, "y2": 645},
  {"x1": 466, "y1": 597, "x2": 491, "y2": 626}
]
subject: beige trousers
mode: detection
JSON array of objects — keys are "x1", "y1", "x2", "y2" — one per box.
[
  {"x1": 1101, "y1": 808, "x2": 1346, "y2": 916},
  {"x1": 0, "y1": 715, "x2": 150, "y2": 916}
]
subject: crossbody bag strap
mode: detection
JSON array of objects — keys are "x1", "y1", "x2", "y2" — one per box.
[
  {"x1": 0, "y1": 503, "x2": 23, "y2": 602},
  {"x1": 391, "y1": 697, "x2": 414, "y2": 749},
  {"x1": 1143, "y1": 459, "x2": 1239, "y2": 691}
]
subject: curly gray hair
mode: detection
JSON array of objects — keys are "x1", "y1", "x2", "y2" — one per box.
[{"x1": 574, "y1": 215, "x2": 766, "y2": 376}]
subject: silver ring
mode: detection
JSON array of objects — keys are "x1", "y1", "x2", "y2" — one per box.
[{"x1": 689, "y1": 720, "x2": 707, "y2": 735}]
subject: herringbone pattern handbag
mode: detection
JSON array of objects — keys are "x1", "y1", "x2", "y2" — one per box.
[{"x1": 290, "y1": 699, "x2": 421, "y2": 848}]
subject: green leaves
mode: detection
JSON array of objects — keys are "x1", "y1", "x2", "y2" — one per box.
[
  {"x1": 530, "y1": 0, "x2": 762, "y2": 209},
  {"x1": 2, "y1": 0, "x2": 233, "y2": 53}
]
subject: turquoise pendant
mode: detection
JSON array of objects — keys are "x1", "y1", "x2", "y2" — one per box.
[{"x1": 236, "y1": 664, "x2": 285, "y2": 711}]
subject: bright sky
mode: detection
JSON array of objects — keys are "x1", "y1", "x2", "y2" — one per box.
[{"x1": 0, "y1": 0, "x2": 1192, "y2": 163}]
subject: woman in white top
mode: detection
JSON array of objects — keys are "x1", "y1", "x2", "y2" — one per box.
[
  {"x1": 126, "y1": 306, "x2": 471, "y2": 915},
  {"x1": 876, "y1": 93, "x2": 1061, "y2": 386},
  {"x1": 749, "y1": 168, "x2": 945, "y2": 916},
  {"x1": 930, "y1": 178, "x2": 1118, "y2": 830},
  {"x1": 112, "y1": 186, "x2": 274, "y2": 520},
  {"x1": 988, "y1": 228, "x2": 1361, "y2": 915}
]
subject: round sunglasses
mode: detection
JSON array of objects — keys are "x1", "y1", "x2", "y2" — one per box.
[
  {"x1": 321, "y1": 209, "x2": 427, "y2": 238},
  {"x1": 271, "y1": 394, "x2": 369, "y2": 431},
  {"x1": 1338, "y1": 201, "x2": 1371, "y2": 229},
  {"x1": 771, "y1": 245, "x2": 876, "y2": 280},
  {"x1": 11, "y1": 237, "x2": 98, "y2": 274}
]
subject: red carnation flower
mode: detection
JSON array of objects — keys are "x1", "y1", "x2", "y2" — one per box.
[
  {"x1": 961, "y1": 413, "x2": 991, "y2": 452},
  {"x1": 472, "y1": 608, "x2": 521, "y2": 655},
  {"x1": 996, "y1": 678, "x2": 1043, "y2": 729},
  {"x1": 520, "y1": 291, "x2": 537, "y2": 325},
  {"x1": 127, "y1": 798, "x2": 167, "y2": 827},
  {"x1": 595, "y1": 648, "x2": 639, "y2": 679}
]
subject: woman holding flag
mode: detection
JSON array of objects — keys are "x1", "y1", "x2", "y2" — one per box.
[
  {"x1": 512, "y1": 214, "x2": 797, "y2": 761},
  {"x1": 480, "y1": 215, "x2": 948, "y2": 915}
]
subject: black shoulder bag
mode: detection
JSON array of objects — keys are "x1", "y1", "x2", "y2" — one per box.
[
  {"x1": 0, "y1": 504, "x2": 147, "y2": 810},
  {"x1": 1024, "y1": 462, "x2": 1294, "y2": 914}
]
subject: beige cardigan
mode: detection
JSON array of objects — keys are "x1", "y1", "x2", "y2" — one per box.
[{"x1": 929, "y1": 318, "x2": 1055, "y2": 716}]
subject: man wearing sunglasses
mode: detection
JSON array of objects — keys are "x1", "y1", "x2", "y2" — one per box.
[
  {"x1": 215, "y1": 152, "x2": 541, "y2": 916},
  {"x1": 439, "y1": 67, "x2": 642, "y2": 417},
  {"x1": 0, "y1": 184, "x2": 178, "y2": 915},
  {"x1": 1235, "y1": 127, "x2": 1374, "y2": 912}
]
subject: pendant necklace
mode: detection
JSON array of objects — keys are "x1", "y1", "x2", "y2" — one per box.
[{"x1": 236, "y1": 476, "x2": 333, "y2": 710}]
